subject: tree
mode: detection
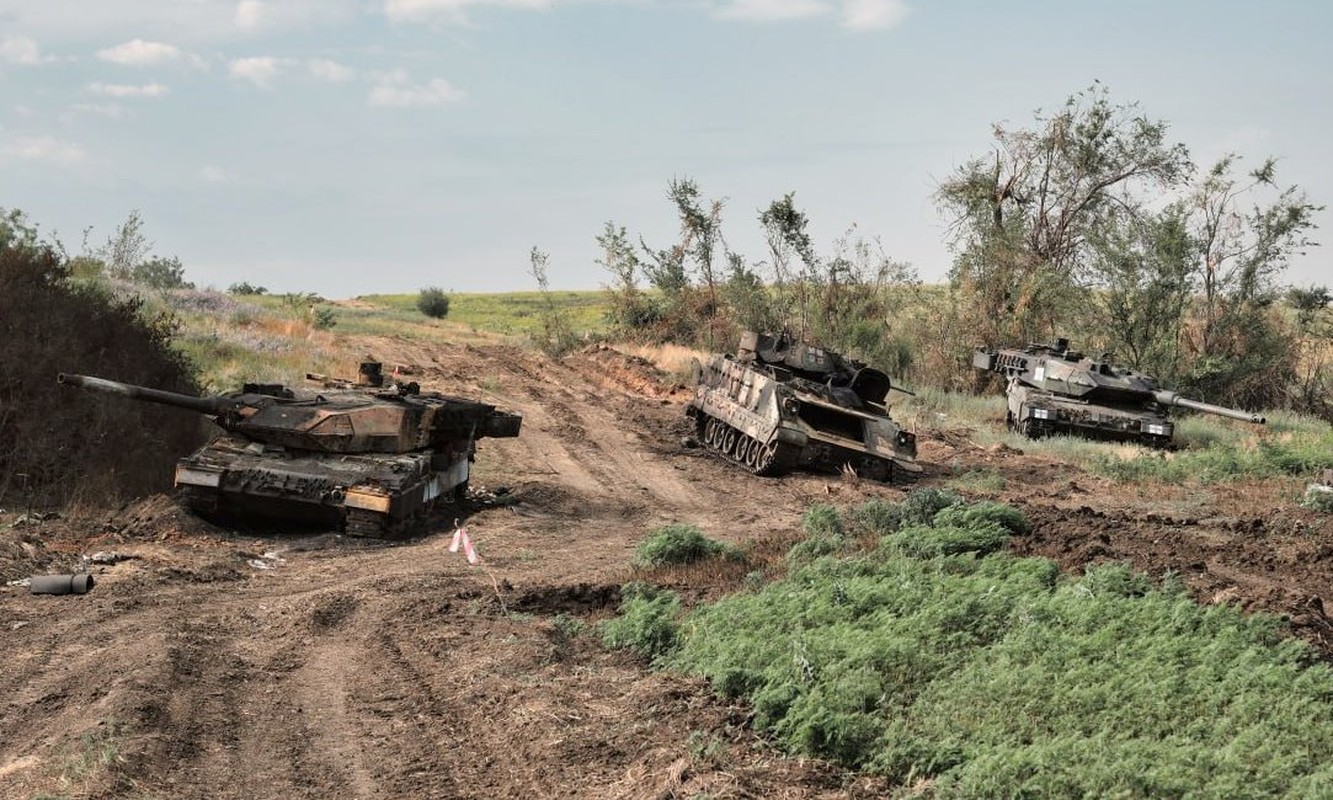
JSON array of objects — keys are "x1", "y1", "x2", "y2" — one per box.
[
  {"x1": 668, "y1": 178, "x2": 726, "y2": 344},
  {"x1": 130, "y1": 255, "x2": 193, "y2": 290},
  {"x1": 417, "y1": 286, "x2": 451, "y2": 319},
  {"x1": 100, "y1": 210, "x2": 153, "y2": 280},
  {"x1": 597, "y1": 221, "x2": 657, "y2": 334},
  {"x1": 936, "y1": 83, "x2": 1192, "y2": 345},
  {"x1": 528, "y1": 247, "x2": 576, "y2": 355},
  {"x1": 759, "y1": 192, "x2": 817, "y2": 335},
  {"x1": 1088, "y1": 205, "x2": 1194, "y2": 381},
  {"x1": 228, "y1": 281, "x2": 268, "y2": 296}
]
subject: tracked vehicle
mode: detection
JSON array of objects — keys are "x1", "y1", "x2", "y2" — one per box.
[
  {"x1": 973, "y1": 338, "x2": 1265, "y2": 447},
  {"x1": 687, "y1": 331, "x2": 920, "y2": 481},
  {"x1": 58, "y1": 363, "x2": 521, "y2": 538}
]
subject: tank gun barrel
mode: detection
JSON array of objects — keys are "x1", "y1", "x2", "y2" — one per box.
[
  {"x1": 1153, "y1": 390, "x2": 1266, "y2": 424},
  {"x1": 57, "y1": 373, "x2": 238, "y2": 416}
]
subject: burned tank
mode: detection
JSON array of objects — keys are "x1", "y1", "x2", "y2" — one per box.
[
  {"x1": 57, "y1": 363, "x2": 521, "y2": 538},
  {"x1": 687, "y1": 331, "x2": 920, "y2": 481},
  {"x1": 973, "y1": 338, "x2": 1265, "y2": 447}
]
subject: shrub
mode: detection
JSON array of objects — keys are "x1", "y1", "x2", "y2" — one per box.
[
  {"x1": 128, "y1": 255, "x2": 193, "y2": 290},
  {"x1": 787, "y1": 504, "x2": 851, "y2": 567},
  {"x1": 311, "y1": 306, "x2": 337, "y2": 330},
  {"x1": 227, "y1": 281, "x2": 268, "y2": 295},
  {"x1": 932, "y1": 500, "x2": 1028, "y2": 534},
  {"x1": 600, "y1": 582, "x2": 682, "y2": 662},
  {"x1": 0, "y1": 234, "x2": 202, "y2": 507},
  {"x1": 417, "y1": 286, "x2": 451, "y2": 319},
  {"x1": 633, "y1": 523, "x2": 741, "y2": 568},
  {"x1": 664, "y1": 497, "x2": 1333, "y2": 796}
]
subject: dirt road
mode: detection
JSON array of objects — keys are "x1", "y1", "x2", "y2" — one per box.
[{"x1": 1, "y1": 340, "x2": 1329, "y2": 799}]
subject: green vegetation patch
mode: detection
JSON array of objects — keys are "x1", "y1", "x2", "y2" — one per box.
[
  {"x1": 606, "y1": 492, "x2": 1333, "y2": 796},
  {"x1": 633, "y1": 523, "x2": 743, "y2": 568},
  {"x1": 1092, "y1": 414, "x2": 1333, "y2": 484}
]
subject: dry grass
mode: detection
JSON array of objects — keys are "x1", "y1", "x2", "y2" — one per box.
[{"x1": 621, "y1": 343, "x2": 710, "y2": 377}]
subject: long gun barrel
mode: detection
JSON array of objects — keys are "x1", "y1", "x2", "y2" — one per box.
[
  {"x1": 57, "y1": 373, "x2": 239, "y2": 417},
  {"x1": 1153, "y1": 390, "x2": 1266, "y2": 424}
]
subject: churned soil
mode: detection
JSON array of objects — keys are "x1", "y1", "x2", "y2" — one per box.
[{"x1": 1, "y1": 338, "x2": 1328, "y2": 799}]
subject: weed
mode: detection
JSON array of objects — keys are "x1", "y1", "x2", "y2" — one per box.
[
  {"x1": 661, "y1": 496, "x2": 1333, "y2": 796},
  {"x1": 600, "y1": 582, "x2": 681, "y2": 662},
  {"x1": 946, "y1": 468, "x2": 1007, "y2": 493},
  {"x1": 686, "y1": 729, "x2": 729, "y2": 767},
  {"x1": 633, "y1": 523, "x2": 743, "y2": 568}
]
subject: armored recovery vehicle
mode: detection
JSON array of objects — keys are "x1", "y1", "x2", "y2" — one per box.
[
  {"x1": 688, "y1": 331, "x2": 920, "y2": 481},
  {"x1": 58, "y1": 363, "x2": 521, "y2": 538},
  {"x1": 973, "y1": 338, "x2": 1265, "y2": 447}
]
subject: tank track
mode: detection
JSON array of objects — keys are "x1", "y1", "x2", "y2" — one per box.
[{"x1": 698, "y1": 416, "x2": 799, "y2": 477}]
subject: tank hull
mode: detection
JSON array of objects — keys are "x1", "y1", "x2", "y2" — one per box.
[
  {"x1": 688, "y1": 353, "x2": 919, "y2": 481},
  {"x1": 174, "y1": 435, "x2": 472, "y2": 538},
  {"x1": 1004, "y1": 383, "x2": 1174, "y2": 448}
]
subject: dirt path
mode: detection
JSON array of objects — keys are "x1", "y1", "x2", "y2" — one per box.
[{"x1": 1, "y1": 339, "x2": 1329, "y2": 799}]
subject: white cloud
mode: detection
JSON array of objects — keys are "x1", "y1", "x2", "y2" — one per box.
[
  {"x1": 235, "y1": 0, "x2": 266, "y2": 29},
  {"x1": 96, "y1": 38, "x2": 186, "y2": 66},
  {"x1": 383, "y1": 0, "x2": 553, "y2": 24},
  {"x1": 368, "y1": 73, "x2": 465, "y2": 107},
  {"x1": 68, "y1": 103, "x2": 128, "y2": 118},
  {"x1": 228, "y1": 56, "x2": 293, "y2": 87},
  {"x1": 1, "y1": 135, "x2": 86, "y2": 165},
  {"x1": 308, "y1": 58, "x2": 355, "y2": 82},
  {"x1": 88, "y1": 82, "x2": 170, "y2": 98},
  {"x1": 713, "y1": 0, "x2": 909, "y2": 28},
  {"x1": 839, "y1": 0, "x2": 907, "y2": 30},
  {"x1": 715, "y1": 0, "x2": 826, "y2": 22},
  {"x1": 200, "y1": 165, "x2": 237, "y2": 184},
  {"x1": 1, "y1": 36, "x2": 47, "y2": 65}
]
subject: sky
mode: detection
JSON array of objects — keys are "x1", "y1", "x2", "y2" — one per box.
[{"x1": 1, "y1": 0, "x2": 1329, "y2": 296}]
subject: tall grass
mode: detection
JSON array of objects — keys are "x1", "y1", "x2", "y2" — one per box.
[{"x1": 605, "y1": 493, "x2": 1333, "y2": 796}]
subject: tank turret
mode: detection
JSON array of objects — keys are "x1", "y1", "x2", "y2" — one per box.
[
  {"x1": 58, "y1": 366, "x2": 521, "y2": 538},
  {"x1": 687, "y1": 331, "x2": 920, "y2": 481},
  {"x1": 972, "y1": 339, "x2": 1265, "y2": 446}
]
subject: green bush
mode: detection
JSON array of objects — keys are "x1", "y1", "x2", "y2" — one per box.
[
  {"x1": 932, "y1": 500, "x2": 1028, "y2": 534},
  {"x1": 663, "y1": 496, "x2": 1333, "y2": 796},
  {"x1": 787, "y1": 503, "x2": 851, "y2": 568},
  {"x1": 601, "y1": 583, "x2": 682, "y2": 662},
  {"x1": 891, "y1": 521, "x2": 1011, "y2": 558},
  {"x1": 227, "y1": 281, "x2": 268, "y2": 295},
  {"x1": 417, "y1": 286, "x2": 451, "y2": 319},
  {"x1": 633, "y1": 523, "x2": 742, "y2": 568}
]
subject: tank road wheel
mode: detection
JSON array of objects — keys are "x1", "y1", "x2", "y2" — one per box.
[
  {"x1": 710, "y1": 420, "x2": 726, "y2": 450},
  {"x1": 704, "y1": 418, "x2": 719, "y2": 448},
  {"x1": 745, "y1": 438, "x2": 761, "y2": 469},
  {"x1": 722, "y1": 429, "x2": 738, "y2": 458},
  {"x1": 754, "y1": 443, "x2": 778, "y2": 476}
]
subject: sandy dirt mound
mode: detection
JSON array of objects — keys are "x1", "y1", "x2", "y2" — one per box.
[{"x1": 1, "y1": 337, "x2": 1329, "y2": 798}]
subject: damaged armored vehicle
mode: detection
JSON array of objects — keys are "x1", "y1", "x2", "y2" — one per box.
[
  {"x1": 973, "y1": 338, "x2": 1265, "y2": 447},
  {"x1": 58, "y1": 362, "x2": 521, "y2": 538},
  {"x1": 687, "y1": 331, "x2": 920, "y2": 481}
]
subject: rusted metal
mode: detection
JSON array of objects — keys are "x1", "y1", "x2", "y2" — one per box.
[
  {"x1": 686, "y1": 332, "x2": 920, "y2": 481},
  {"x1": 58, "y1": 365, "x2": 521, "y2": 538}
]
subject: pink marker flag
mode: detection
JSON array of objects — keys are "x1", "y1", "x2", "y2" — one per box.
[{"x1": 449, "y1": 526, "x2": 480, "y2": 565}]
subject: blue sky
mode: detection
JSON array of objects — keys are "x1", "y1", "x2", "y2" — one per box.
[{"x1": 1, "y1": 0, "x2": 1328, "y2": 296}]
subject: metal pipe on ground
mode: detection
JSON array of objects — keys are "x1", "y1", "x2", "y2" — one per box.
[{"x1": 29, "y1": 573, "x2": 95, "y2": 595}]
